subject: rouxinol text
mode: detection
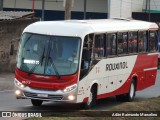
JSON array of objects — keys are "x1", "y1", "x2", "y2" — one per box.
[{"x1": 106, "y1": 62, "x2": 128, "y2": 71}]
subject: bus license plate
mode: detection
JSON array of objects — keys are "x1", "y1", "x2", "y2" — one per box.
[{"x1": 37, "y1": 94, "x2": 48, "y2": 98}]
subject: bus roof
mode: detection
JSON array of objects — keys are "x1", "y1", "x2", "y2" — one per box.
[{"x1": 23, "y1": 19, "x2": 159, "y2": 38}]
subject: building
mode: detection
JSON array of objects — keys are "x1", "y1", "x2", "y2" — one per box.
[
  {"x1": 133, "y1": 0, "x2": 160, "y2": 23},
  {"x1": 0, "y1": 2, "x2": 38, "y2": 72},
  {"x1": 0, "y1": 0, "x2": 160, "y2": 72},
  {"x1": 0, "y1": 0, "x2": 160, "y2": 22},
  {"x1": 2, "y1": 0, "x2": 108, "y2": 20}
]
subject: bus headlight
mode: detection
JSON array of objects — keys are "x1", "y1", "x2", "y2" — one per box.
[
  {"x1": 15, "y1": 78, "x2": 25, "y2": 88},
  {"x1": 63, "y1": 84, "x2": 77, "y2": 93},
  {"x1": 68, "y1": 94, "x2": 75, "y2": 100},
  {"x1": 15, "y1": 90, "x2": 21, "y2": 96}
]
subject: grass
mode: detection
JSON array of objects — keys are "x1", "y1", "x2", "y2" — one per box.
[
  {"x1": 110, "y1": 97, "x2": 160, "y2": 111},
  {"x1": 27, "y1": 97, "x2": 160, "y2": 120}
]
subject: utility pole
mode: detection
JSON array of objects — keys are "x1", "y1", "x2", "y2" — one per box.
[
  {"x1": 83, "y1": 0, "x2": 87, "y2": 19},
  {"x1": 42, "y1": 0, "x2": 45, "y2": 21},
  {"x1": 32, "y1": 0, "x2": 35, "y2": 12},
  {"x1": 148, "y1": 0, "x2": 150, "y2": 21},
  {"x1": 64, "y1": 0, "x2": 72, "y2": 20},
  {"x1": 0, "y1": 0, "x2": 3, "y2": 11},
  {"x1": 120, "y1": 0, "x2": 122, "y2": 18},
  {"x1": 108, "y1": 0, "x2": 111, "y2": 18},
  {"x1": 145, "y1": 0, "x2": 148, "y2": 13}
]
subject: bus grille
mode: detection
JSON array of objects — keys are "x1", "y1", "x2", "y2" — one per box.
[{"x1": 23, "y1": 92, "x2": 63, "y2": 100}]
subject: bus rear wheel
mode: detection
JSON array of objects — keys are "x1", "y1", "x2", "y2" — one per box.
[
  {"x1": 116, "y1": 80, "x2": 136, "y2": 102},
  {"x1": 126, "y1": 80, "x2": 136, "y2": 102},
  {"x1": 31, "y1": 99, "x2": 43, "y2": 106}
]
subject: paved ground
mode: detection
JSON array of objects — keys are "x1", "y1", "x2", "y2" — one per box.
[{"x1": 0, "y1": 73, "x2": 14, "y2": 91}]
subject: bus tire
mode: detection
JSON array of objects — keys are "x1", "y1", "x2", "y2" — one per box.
[
  {"x1": 31, "y1": 99, "x2": 43, "y2": 106},
  {"x1": 84, "y1": 86, "x2": 97, "y2": 109},
  {"x1": 116, "y1": 80, "x2": 136, "y2": 102},
  {"x1": 126, "y1": 80, "x2": 136, "y2": 102}
]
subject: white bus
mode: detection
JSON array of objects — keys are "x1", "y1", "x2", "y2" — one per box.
[{"x1": 15, "y1": 18, "x2": 159, "y2": 109}]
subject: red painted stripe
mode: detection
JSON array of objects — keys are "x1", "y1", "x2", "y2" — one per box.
[
  {"x1": 83, "y1": 53, "x2": 158, "y2": 102},
  {"x1": 15, "y1": 68, "x2": 78, "y2": 90}
]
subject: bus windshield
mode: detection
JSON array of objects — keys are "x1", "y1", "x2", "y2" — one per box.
[{"x1": 17, "y1": 33, "x2": 81, "y2": 76}]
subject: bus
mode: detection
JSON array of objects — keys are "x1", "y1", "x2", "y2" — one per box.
[{"x1": 15, "y1": 18, "x2": 159, "y2": 109}]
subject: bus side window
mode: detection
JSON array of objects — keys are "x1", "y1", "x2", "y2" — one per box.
[
  {"x1": 155, "y1": 31, "x2": 159, "y2": 51},
  {"x1": 117, "y1": 32, "x2": 127, "y2": 55},
  {"x1": 106, "y1": 33, "x2": 117, "y2": 56},
  {"x1": 149, "y1": 31, "x2": 156, "y2": 52},
  {"x1": 94, "y1": 34, "x2": 106, "y2": 59},
  {"x1": 106, "y1": 34, "x2": 111, "y2": 56},
  {"x1": 128, "y1": 32, "x2": 138, "y2": 53},
  {"x1": 138, "y1": 31, "x2": 147, "y2": 52}
]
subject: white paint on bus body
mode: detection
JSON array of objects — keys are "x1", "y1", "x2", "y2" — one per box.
[{"x1": 77, "y1": 55, "x2": 137, "y2": 102}]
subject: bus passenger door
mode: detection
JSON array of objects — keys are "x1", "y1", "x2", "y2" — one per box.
[{"x1": 77, "y1": 34, "x2": 93, "y2": 103}]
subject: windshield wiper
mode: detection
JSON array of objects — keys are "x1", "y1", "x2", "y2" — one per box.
[
  {"x1": 28, "y1": 47, "x2": 45, "y2": 76},
  {"x1": 48, "y1": 56, "x2": 61, "y2": 79}
]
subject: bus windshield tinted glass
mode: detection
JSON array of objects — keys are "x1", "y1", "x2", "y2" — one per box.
[{"x1": 17, "y1": 33, "x2": 81, "y2": 76}]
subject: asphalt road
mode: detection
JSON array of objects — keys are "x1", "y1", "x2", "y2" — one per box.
[{"x1": 0, "y1": 71, "x2": 160, "y2": 119}]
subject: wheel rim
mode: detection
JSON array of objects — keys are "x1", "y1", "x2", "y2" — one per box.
[{"x1": 130, "y1": 83, "x2": 134, "y2": 98}]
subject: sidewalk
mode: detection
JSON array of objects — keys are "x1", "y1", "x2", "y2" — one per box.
[{"x1": 0, "y1": 73, "x2": 14, "y2": 91}]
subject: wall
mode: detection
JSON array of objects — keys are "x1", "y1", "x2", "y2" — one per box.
[
  {"x1": 3, "y1": 0, "x2": 108, "y2": 20},
  {"x1": 3, "y1": 0, "x2": 108, "y2": 13},
  {"x1": 0, "y1": 19, "x2": 38, "y2": 72},
  {"x1": 143, "y1": 0, "x2": 160, "y2": 11},
  {"x1": 132, "y1": 0, "x2": 144, "y2": 12},
  {"x1": 109, "y1": 0, "x2": 132, "y2": 18},
  {"x1": 132, "y1": 12, "x2": 160, "y2": 22}
]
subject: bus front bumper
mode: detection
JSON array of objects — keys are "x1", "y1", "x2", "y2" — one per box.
[{"x1": 14, "y1": 80, "x2": 77, "y2": 103}]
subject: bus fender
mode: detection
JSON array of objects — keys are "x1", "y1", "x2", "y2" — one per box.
[
  {"x1": 129, "y1": 74, "x2": 138, "y2": 90},
  {"x1": 85, "y1": 80, "x2": 98, "y2": 98}
]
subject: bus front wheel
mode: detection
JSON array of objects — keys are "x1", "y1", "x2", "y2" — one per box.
[
  {"x1": 84, "y1": 86, "x2": 97, "y2": 109},
  {"x1": 31, "y1": 99, "x2": 43, "y2": 106}
]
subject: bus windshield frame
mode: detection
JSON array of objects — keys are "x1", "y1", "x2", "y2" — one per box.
[{"x1": 17, "y1": 32, "x2": 81, "y2": 76}]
